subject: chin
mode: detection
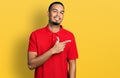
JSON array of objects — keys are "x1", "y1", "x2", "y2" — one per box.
[{"x1": 52, "y1": 22, "x2": 60, "y2": 25}]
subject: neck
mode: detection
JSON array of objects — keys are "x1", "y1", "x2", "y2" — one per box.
[{"x1": 48, "y1": 23, "x2": 61, "y2": 33}]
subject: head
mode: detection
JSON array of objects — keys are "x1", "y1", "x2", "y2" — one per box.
[{"x1": 48, "y1": 2, "x2": 64, "y2": 26}]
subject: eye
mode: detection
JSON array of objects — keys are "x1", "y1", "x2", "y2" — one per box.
[
  {"x1": 52, "y1": 10, "x2": 57, "y2": 12},
  {"x1": 60, "y1": 11, "x2": 64, "y2": 14}
]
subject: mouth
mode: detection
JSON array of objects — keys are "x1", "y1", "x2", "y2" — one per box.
[{"x1": 54, "y1": 17, "x2": 60, "y2": 21}]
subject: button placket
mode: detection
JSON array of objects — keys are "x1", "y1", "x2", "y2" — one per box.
[{"x1": 53, "y1": 33, "x2": 56, "y2": 42}]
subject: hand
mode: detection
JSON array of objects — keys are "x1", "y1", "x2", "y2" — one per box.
[{"x1": 51, "y1": 36, "x2": 71, "y2": 54}]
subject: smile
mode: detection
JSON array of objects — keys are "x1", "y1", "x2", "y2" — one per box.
[{"x1": 54, "y1": 17, "x2": 60, "y2": 21}]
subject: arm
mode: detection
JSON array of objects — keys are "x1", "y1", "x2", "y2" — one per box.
[
  {"x1": 28, "y1": 37, "x2": 71, "y2": 70},
  {"x1": 69, "y1": 60, "x2": 76, "y2": 78},
  {"x1": 28, "y1": 48, "x2": 54, "y2": 70}
]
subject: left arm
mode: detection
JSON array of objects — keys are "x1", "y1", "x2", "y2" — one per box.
[{"x1": 69, "y1": 60, "x2": 76, "y2": 78}]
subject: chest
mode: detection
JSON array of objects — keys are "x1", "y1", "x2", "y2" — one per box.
[{"x1": 36, "y1": 33, "x2": 71, "y2": 56}]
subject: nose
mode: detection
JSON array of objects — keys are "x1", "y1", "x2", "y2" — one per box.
[{"x1": 56, "y1": 11, "x2": 61, "y2": 16}]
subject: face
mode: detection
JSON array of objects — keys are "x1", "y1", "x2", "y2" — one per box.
[{"x1": 48, "y1": 4, "x2": 64, "y2": 25}]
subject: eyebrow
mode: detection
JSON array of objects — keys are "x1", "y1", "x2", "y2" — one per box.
[{"x1": 52, "y1": 8, "x2": 64, "y2": 12}]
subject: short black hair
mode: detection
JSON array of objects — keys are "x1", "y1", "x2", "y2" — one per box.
[{"x1": 48, "y1": 1, "x2": 64, "y2": 12}]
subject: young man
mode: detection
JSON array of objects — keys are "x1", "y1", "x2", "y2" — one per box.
[{"x1": 28, "y1": 2, "x2": 78, "y2": 78}]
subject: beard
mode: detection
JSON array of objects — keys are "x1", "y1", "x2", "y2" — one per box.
[{"x1": 52, "y1": 22, "x2": 60, "y2": 25}]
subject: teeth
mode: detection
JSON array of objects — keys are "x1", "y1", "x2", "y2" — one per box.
[{"x1": 55, "y1": 17, "x2": 59, "y2": 21}]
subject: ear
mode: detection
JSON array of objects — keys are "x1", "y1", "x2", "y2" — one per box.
[{"x1": 47, "y1": 11, "x2": 50, "y2": 17}]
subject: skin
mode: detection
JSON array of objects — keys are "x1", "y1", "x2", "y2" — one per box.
[{"x1": 28, "y1": 4, "x2": 76, "y2": 78}]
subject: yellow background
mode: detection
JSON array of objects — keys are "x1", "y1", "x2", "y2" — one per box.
[{"x1": 0, "y1": 0, "x2": 120, "y2": 78}]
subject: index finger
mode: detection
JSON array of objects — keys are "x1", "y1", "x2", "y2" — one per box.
[{"x1": 61, "y1": 40, "x2": 71, "y2": 44}]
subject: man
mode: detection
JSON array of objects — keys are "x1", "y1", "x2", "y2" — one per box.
[{"x1": 28, "y1": 2, "x2": 78, "y2": 78}]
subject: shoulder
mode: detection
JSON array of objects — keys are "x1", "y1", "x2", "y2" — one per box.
[
  {"x1": 62, "y1": 28, "x2": 75, "y2": 39},
  {"x1": 30, "y1": 27, "x2": 46, "y2": 36}
]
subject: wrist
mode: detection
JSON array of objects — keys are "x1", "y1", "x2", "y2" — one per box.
[{"x1": 49, "y1": 48, "x2": 56, "y2": 55}]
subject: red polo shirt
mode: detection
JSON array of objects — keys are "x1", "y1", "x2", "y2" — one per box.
[{"x1": 28, "y1": 25, "x2": 78, "y2": 78}]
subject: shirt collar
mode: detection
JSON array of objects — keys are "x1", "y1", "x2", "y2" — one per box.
[{"x1": 45, "y1": 24, "x2": 63, "y2": 35}]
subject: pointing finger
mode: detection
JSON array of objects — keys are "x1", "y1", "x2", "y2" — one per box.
[{"x1": 61, "y1": 40, "x2": 71, "y2": 44}]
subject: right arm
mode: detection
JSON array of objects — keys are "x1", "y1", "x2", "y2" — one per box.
[
  {"x1": 28, "y1": 37, "x2": 71, "y2": 70},
  {"x1": 28, "y1": 48, "x2": 54, "y2": 70}
]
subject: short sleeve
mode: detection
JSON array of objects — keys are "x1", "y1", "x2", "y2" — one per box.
[
  {"x1": 67, "y1": 35, "x2": 78, "y2": 60},
  {"x1": 28, "y1": 32, "x2": 37, "y2": 52}
]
